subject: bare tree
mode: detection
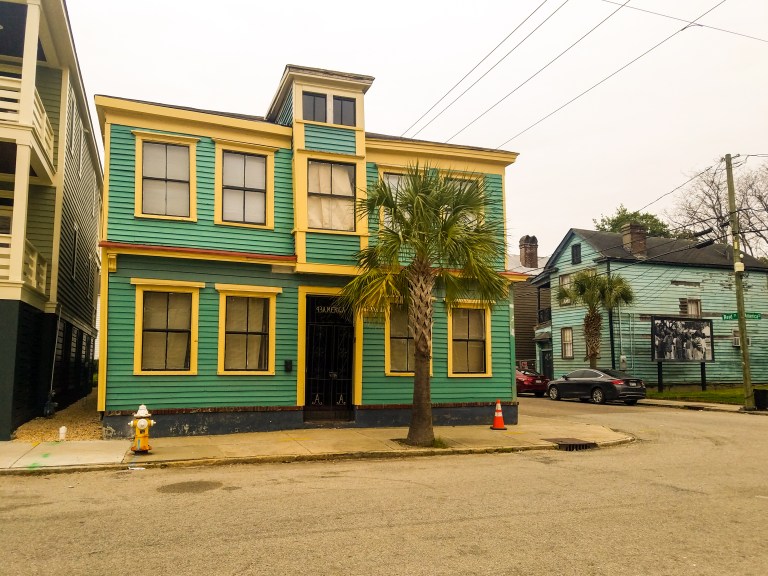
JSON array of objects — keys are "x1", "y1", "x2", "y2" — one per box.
[{"x1": 666, "y1": 160, "x2": 768, "y2": 260}]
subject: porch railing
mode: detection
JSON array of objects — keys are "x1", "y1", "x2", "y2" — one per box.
[
  {"x1": 0, "y1": 234, "x2": 48, "y2": 294},
  {"x1": 537, "y1": 307, "x2": 552, "y2": 323},
  {"x1": 0, "y1": 63, "x2": 55, "y2": 163}
]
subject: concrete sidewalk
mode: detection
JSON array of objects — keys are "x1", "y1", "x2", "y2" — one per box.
[
  {"x1": 0, "y1": 416, "x2": 632, "y2": 474},
  {"x1": 639, "y1": 397, "x2": 768, "y2": 414}
]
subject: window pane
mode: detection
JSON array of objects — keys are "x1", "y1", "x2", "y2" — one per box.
[
  {"x1": 302, "y1": 93, "x2": 315, "y2": 121},
  {"x1": 308, "y1": 195, "x2": 332, "y2": 229},
  {"x1": 222, "y1": 188, "x2": 245, "y2": 222},
  {"x1": 142, "y1": 179, "x2": 166, "y2": 215},
  {"x1": 244, "y1": 191, "x2": 266, "y2": 224},
  {"x1": 384, "y1": 173, "x2": 403, "y2": 192},
  {"x1": 468, "y1": 309, "x2": 485, "y2": 339},
  {"x1": 143, "y1": 292, "x2": 167, "y2": 330},
  {"x1": 333, "y1": 98, "x2": 341, "y2": 125},
  {"x1": 166, "y1": 181, "x2": 190, "y2": 217},
  {"x1": 343, "y1": 99, "x2": 355, "y2": 126},
  {"x1": 142, "y1": 332, "x2": 167, "y2": 370},
  {"x1": 248, "y1": 298, "x2": 268, "y2": 332},
  {"x1": 167, "y1": 293, "x2": 191, "y2": 329},
  {"x1": 226, "y1": 296, "x2": 247, "y2": 332},
  {"x1": 223, "y1": 152, "x2": 244, "y2": 188},
  {"x1": 166, "y1": 332, "x2": 190, "y2": 370},
  {"x1": 332, "y1": 164, "x2": 354, "y2": 196},
  {"x1": 390, "y1": 338, "x2": 409, "y2": 372},
  {"x1": 452, "y1": 308, "x2": 469, "y2": 339},
  {"x1": 247, "y1": 335, "x2": 267, "y2": 371},
  {"x1": 314, "y1": 96, "x2": 326, "y2": 122},
  {"x1": 143, "y1": 143, "x2": 166, "y2": 178},
  {"x1": 390, "y1": 306, "x2": 409, "y2": 337},
  {"x1": 331, "y1": 197, "x2": 355, "y2": 231},
  {"x1": 308, "y1": 162, "x2": 332, "y2": 194},
  {"x1": 245, "y1": 155, "x2": 266, "y2": 190},
  {"x1": 224, "y1": 334, "x2": 246, "y2": 370},
  {"x1": 166, "y1": 145, "x2": 189, "y2": 181},
  {"x1": 467, "y1": 341, "x2": 486, "y2": 373},
  {"x1": 453, "y1": 342, "x2": 468, "y2": 373}
]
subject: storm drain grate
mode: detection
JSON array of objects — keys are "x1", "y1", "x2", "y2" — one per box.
[{"x1": 543, "y1": 438, "x2": 599, "y2": 452}]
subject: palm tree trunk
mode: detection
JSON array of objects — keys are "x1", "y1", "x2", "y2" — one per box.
[
  {"x1": 406, "y1": 257, "x2": 435, "y2": 447},
  {"x1": 583, "y1": 308, "x2": 602, "y2": 369}
]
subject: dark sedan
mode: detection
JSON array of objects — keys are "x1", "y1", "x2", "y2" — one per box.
[{"x1": 547, "y1": 368, "x2": 646, "y2": 405}]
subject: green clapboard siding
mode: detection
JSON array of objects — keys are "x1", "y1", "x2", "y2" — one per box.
[
  {"x1": 304, "y1": 124, "x2": 356, "y2": 154},
  {"x1": 107, "y1": 124, "x2": 295, "y2": 256},
  {"x1": 306, "y1": 232, "x2": 359, "y2": 266},
  {"x1": 366, "y1": 162, "x2": 380, "y2": 236},
  {"x1": 276, "y1": 91, "x2": 293, "y2": 127},
  {"x1": 361, "y1": 301, "x2": 514, "y2": 404},
  {"x1": 484, "y1": 174, "x2": 506, "y2": 270}
]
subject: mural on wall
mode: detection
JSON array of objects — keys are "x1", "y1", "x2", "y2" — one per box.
[{"x1": 651, "y1": 317, "x2": 714, "y2": 362}]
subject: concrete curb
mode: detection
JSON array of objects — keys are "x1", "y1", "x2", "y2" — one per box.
[
  {"x1": 0, "y1": 435, "x2": 635, "y2": 476},
  {"x1": 639, "y1": 399, "x2": 768, "y2": 415}
]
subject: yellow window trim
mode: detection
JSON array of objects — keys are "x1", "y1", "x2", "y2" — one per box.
[
  {"x1": 306, "y1": 228, "x2": 370, "y2": 237},
  {"x1": 384, "y1": 305, "x2": 433, "y2": 377},
  {"x1": 298, "y1": 119, "x2": 364, "y2": 133},
  {"x1": 132, "y1": 130, "x2": 198, "y2": 222},
  {"x1": 215, "y1": 285, "x2": 281, "y2": 376},
  {"x1": 296, "y1": 148, "x2": 365, "y2": 161},
  {"x1": 132, "y1": 280, "x2": 201, "y2": 376},
  {"x1": 297, "y1": 286, "x2": 363, "y2": 406},
  {"x1": 213, "y1": 140, "x2": 276, "y2": 230},
  {"x1": 446, "y1": 301, "x2": 493, "y2": 378}
]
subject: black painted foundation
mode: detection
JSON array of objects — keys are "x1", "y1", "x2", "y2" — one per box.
[{"x1": 102, "y1": 403, "x2": 519, "y2": 438}]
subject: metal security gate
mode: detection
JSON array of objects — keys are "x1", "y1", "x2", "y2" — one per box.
[{"x1": 304, "y1": 296, "x2": 354, "y2": 421}]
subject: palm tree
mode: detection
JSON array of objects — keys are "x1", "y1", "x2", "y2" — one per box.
[
  {"x1": 557, "y1": 269, "x2": 634, "y2": 368},
  {"x1": 339, "y1": 164, "x2": 508, "y2": 447}
]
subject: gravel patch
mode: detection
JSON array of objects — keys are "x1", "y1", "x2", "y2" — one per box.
[{"x1": 12, "y1": 389, "x2": 102, "y2": 442}]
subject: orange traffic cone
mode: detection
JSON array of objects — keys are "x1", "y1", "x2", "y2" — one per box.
[{"x1": 490, "y1": 399, "x2": 507, "y2": 430}]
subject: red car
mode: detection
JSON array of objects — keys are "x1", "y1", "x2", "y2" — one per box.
[{"x1": 516, "y1": 369, "x2": 549, "y2": 397}]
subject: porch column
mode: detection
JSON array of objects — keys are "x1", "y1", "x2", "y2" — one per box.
[
  {"x1": 9, "y1": 145, "x2": 32, "y2": 283},
  {"x1": 18, "y1": 0, "x2": 41, "y2": 124}
]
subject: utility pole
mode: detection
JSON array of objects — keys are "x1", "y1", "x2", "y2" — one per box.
[{"x1": 725, "y1": 154, "x2": 754, "y2": 410}]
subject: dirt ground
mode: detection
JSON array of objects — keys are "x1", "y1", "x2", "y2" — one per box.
[{"x1": 12, "y1": 388, "x2": 103, "y2": 442}]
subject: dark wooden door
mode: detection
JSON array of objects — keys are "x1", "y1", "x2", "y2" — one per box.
[{"x1": 541, "y1": 349, "x2": 554, "y2": 380}]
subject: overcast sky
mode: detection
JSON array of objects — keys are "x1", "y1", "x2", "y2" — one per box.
[{"x1": 66, "y1": 0, "x2": 767, "y2": 257}]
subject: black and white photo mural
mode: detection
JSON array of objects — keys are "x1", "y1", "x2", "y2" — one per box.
[{"x1": 651, "y1": 317, "x2": 714, "y2": 362}]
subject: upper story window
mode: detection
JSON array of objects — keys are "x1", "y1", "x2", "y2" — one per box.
[
  {"x1": 133, "y1": 130, "x2": 199, "y2": 221},
  {"x1": 559, "y1": 273, "x2": 571, "y2": 306},
  {"x1": 333, "y1": 96, "x2": 356, "y2": 126},
  {"x1": 680, "y1": 298, "x2": 701, "y2": 318},
  {"x1": 142, "y1": 142, "x2": 190, "y2": 217},
  {"x1": 571, "y1": 243, "x2": 581, "y2": 264},
  {"x1": 302, "y1": 92, "x2": 327, "y2": 123},
  {"x1": 222, "y1": 151, "x2": 266, "y2": 225},
  {"x1": 382, "y1": 173, "x2": 404, "y2": 228},
  {"x1": 307, "y1": 160, "x2": 355, "y2": 231}
]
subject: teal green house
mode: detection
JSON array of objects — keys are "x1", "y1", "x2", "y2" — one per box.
[
  {"x1": 96, "y1": 65, "x2": 521, "y2": 436},
  {"x1": 532, "y1": 224, "x2": 768, "y2": 385}
]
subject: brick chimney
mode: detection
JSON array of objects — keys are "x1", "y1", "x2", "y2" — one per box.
[
  {"x1": 519, "y1": 235, "x2": 539, "y2": 268},
  {"x1": 621, "y1": 222, "x2": 647, "y2": 257}
]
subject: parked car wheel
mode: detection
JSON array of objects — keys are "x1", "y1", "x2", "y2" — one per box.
[
  {"x1": 534, "y1": 391, "x2": 545, "y2": 398},
  {"x1": 591, "y1": 387, "x2": 606, "y2": 404},
  {"x1": 624, "y1": 399, "x2": 638, "y2": 406},
  {"x1": 548, "y1": 385, "x2": 561, "y2": 401}
]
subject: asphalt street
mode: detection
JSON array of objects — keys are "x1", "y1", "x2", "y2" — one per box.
[{"x1": 2, "y1": 399, "x2": 766, "y2": 576}]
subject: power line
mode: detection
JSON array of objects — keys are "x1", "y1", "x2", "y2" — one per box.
[
  {"x1": 496, "y1": 0, "x2": 729, "y2": 148},
  {"x1": 399, "y1": 0, "x2": 551, "y2": 138},
  {"x1": 410, "y1": 0, "x2": 573, "y2": 139},
  {"x1": 447, "y1": 0, "x2": 631, "y2": 142},
  {"x1": 600, "y1": 0, "x2": 768, "y2": 44},
  {"x1": 635, "y1": 160, "x2": 723, "y2": 213}
]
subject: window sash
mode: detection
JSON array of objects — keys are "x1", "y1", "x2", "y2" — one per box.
[
  {"x1": 303, "y1": 92, "x2": 327, "y2": 122},
  {"x1": 451, "y1": 308, "x2": 486, "y2": 374},
  {"x1": 223, "y1": 296, "x2": 270, "y2": 371},
  {"x1": 389, "y1": 305, "x2": 415, "y2": 373},
  {"x1": 333, "y1": 96, "x2": 355, "y2": 126},
  {"x1": 307, "y1": 161, "x2": 356, "y2": 231},
  {"x1": 142, "y1": 142, "x2": 191, "y2": 217},
  {"x1": 561, "y1": 327, "x2": 574, "y2": 359},
  {"x1": 141, "y1": 291, "x2": 193, "y2": 371}
]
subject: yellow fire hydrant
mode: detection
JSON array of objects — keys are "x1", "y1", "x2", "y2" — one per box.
[{"x1": 129, "y1": 404, "x2": 156, "y2": 453}]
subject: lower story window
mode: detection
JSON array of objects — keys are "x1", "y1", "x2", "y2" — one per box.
[
  {"x1": 561, "y1": 327, "x2": 574, "y2": 359},
  {"x1": 450, "y1": 305, "x2": 490, "y2": 376},
  {"x1": 142, "y1": 291, "x2": 193, "y2": 371},
  {"x1": 389, "y1": 304, "x2": 415, "y2": 373},
  {"x1": 224, "y1": 296, "x2": 270, "y2": 371}
]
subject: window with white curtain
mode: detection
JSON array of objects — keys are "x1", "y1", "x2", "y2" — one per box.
[
  {"x1": 223, "y1": 295, "x2": 270, "y2": 371},
  {"x1": 222, "y1": 151, "x2": 266, "y2": 225},
  {"x1": 307, "y1": 160, "x2": 355, "y2": 231},
  {"x1": 142, "y1": 142, "x2": 190, "y2": 217},
  {"x1": 141, "y1": 291, "x2": 193, "y2": 371}
]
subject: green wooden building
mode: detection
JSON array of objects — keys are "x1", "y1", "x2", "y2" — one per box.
[
  {"x1": 531, "y1": 224, "x2": 768, "y2": 385},
  {"x1": 96, "y1": 65, "x2": 521, "y2": 436}
]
